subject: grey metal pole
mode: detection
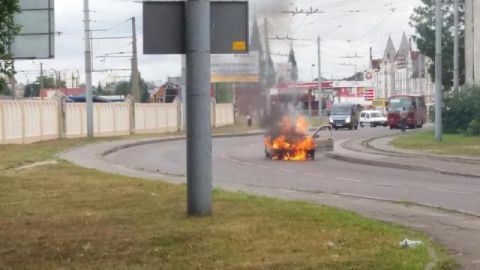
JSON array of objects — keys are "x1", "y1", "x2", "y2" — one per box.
[
  {"x1": 317, "y1": 36, "x2": 323, "y2": 117},
  {"x1": 131, "y1": 17, "x2": 141, "y2": 102},
  {"x1": 84, "y1": 0, "x2": 94, "y2": 137},
  {"x1": 264, "y1": 18, "x2": 271, "y2": 115},
  {"x1": 40, "y1": 62, "x2": 44, "y2": 100},
  {"x1": 435, "y1": 0, "x2": 443, "y2": 141},
  {"x1": 185, "y1": 0, "x2": 212, "y2": 216},
  {"x1": 453, "y1": 0, "x2": 460, "y2": 92},
  {"x1": 11, "y1": 60, "x2": 16, "y2": 99}
]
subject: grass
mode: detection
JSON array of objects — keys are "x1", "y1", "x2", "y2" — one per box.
[
  {"x1": 0, "y1": 137, "x2": 455, "y2": 269},
  {"x1": 391, "y1": 131, "x2": 480, "y2": 157}
]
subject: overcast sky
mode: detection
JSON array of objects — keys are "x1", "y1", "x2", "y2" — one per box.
[{"x1": 14, "y1": 0, "x2": 422, "y2": 86}]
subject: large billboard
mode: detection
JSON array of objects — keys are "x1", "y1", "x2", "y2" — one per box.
[
  {"x1": 211, "y1": 52, "x2": 259, "y2": 83},
  {"x1": 9, "y1": 0, "x2": 55, "y2": 59}
]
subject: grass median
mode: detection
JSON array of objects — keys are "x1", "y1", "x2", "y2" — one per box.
[
  {"x1": 0, "y1": 136, "x2": 454, "y2": 269},
  {"x1": 392, "y1": 131, "x2": 480, "y2": 157}
]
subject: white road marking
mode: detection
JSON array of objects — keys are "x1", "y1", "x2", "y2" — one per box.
[
  {"x1": 335, "y1": 177, "x2": 364, "y2": 183},
  {"x1": 303, "y1": 172, "x2": 325, "y2": 178},
  {"x1": 256, "y1": 165, "x2": 270, "y2": 169},
  {"x1": 279, "y1": 168, "x2": 296, "y2": 173},
  {"x1": 427, "y1": 188, "x2": 471, "y2": 195}
]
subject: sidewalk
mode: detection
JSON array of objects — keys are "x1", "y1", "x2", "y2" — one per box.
[{"x1": 327, "y1": 135, "x2": 480, "y2": 178}]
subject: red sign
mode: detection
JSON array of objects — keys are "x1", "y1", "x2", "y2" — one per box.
[{"x1": 364, "y1": 89, "x2": 375, "y2": 101}]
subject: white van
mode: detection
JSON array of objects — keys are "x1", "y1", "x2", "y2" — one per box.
[{"x1": 359, "y1": 110, "x2": 388, "y2": 128}]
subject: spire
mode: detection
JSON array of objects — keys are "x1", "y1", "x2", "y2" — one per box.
[
  {"x1": 250, "y1": 13, "x2": 263, "y2": 54},
  {"x1": 396, "y1": 32, "x2": 410, "y2": 59},
  {"x1": 383, "y1": 35, "x2": 396, "y2": 62}
]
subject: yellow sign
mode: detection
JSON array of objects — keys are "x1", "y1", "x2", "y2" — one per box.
[{"x1": 232, "y1": 41, "x2": 247, "y2": 51}]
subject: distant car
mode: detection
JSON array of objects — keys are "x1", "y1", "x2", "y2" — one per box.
[
  {"x1": 360, "y1": 110, "x2": 388, "y2": 127},
  {"x1": 328, "y1": 103, "x2": 360, "y2": 130}
]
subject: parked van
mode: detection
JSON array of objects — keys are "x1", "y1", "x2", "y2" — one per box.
[
  {"x1": 360, "y1": 110, "x2": 388, "y2": 127},
  {"x1": 329, "y1": 103, "x2": 360, "y2": 130}
]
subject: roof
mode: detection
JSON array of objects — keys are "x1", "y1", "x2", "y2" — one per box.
[
  {"x1": 383, "y1": 36, "x2": 396, "y2": 62},
  {"x1": 371, "y1": 59, "x2": 382, "y2": 70},
  {"x1": 396, "y1": 33, "x2": 410, "y2": 60}
]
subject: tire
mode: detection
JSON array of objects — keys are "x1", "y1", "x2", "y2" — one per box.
[
  {"x1": 348, "y1": 126, "x2": 353, "y2": 130},
  {"x1": 360, "y1": 123, "x2": 364, "y2": 128},
  {"x1": 390, "y1": 126, "x2": 394, "y2": 130},
  {"x1": 354, "y1": 125, "x2": 358, "y2": 130}
]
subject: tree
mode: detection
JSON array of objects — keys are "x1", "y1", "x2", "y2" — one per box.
[
  {"x1": 114, "y1": 81, "x2": 131, "y2": 96},
  {"x1": 409, "y1": 0, "x2": 465, "y2": 89},
  {"x1": 23, "y1": 75, "x2": 64, "y2": 97},
  {"x1": 0, "y1": 0, "x2": 20, "y2": 94}
]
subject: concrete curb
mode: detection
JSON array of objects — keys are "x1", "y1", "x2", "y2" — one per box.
[
  {"x1": 99, "y1": 131, "x2": 265, "y2": 158},
  {"x1": 325, "y1": 152, "x2": 480, "y2": 179}
]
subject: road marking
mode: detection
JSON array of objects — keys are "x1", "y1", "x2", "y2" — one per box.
[
  {"x1": 256, "y1": 165, "x2": 270, "y2": 169},
  {"x1": 303, "y1": 172, "x2": 325, "y2": 178},
  {"x1": 427, "y1": 188, "x2": 471, "y2": 195},
  {"x1": 279, "y1": 168, "x2": 296, "y2": 173},
  {"x1": 374, "y1": 182, "x2": 401, "y2": 188},
  {"x1": 335, "y1": 177, "x2": 364, "y2": 183},
  {"x1": 472, "y1": 260, "x2": 480, "y2": 264}
]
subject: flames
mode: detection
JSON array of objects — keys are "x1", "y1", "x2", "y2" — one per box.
[{"x1": 264, "y1": 116, "x2": 316, "y2": 161}]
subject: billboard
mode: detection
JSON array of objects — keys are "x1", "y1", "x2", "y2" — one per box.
[
  {"x1": 211, "y1": 52, "x2": 259, "y2": 83},
  {"x1": 9, "y1": 0, "x2": 55, "y2": 59},
  {"x1": 143, "y1": 1, "x2": 249, "y2": 54}
]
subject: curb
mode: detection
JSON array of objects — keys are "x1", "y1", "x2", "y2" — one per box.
[
  {"x1": 325, "y1": 152, "x2": 480, "y2": 179},
  {"x1": 99, "y1": 131, "x2": 266, "y2": 158}
]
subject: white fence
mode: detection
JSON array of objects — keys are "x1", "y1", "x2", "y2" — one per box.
[
  {"x1": 0, "y1": 100, "x2": 235, "y2": 144},
  {"x1": 0, "y1": 100, "x2": 60, "y2": 144},
  {"x1": 135, "y1": 103, "x2": 180, "y2": 134},
  {"x1": 65, "y1": 102, "x2": 131, "y2": 138}
]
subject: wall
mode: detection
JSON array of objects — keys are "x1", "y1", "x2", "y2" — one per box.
[
  {"x1": 65, "y1": 102, "x2": 131, "y2": 138},
  {"x1": 0, "y1": 100, "x2": 59, "y2": 144},
  {"x1": 1, "y1": 100, "x2": 234, "y2": 144}
]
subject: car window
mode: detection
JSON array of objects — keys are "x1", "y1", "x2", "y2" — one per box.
[{"x1": 361, "y1": 113, "x2": 365, "y2": 118}]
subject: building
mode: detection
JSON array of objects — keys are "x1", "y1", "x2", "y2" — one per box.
[
  {"x1": 465, "y1": 0, "x2": 480, "y2": 84},
  {"x1": 369, "y1": 34, "x2": 434, "y2": 103}
]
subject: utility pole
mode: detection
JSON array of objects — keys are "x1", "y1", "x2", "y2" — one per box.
[
  {"x1": 131, "y1": 17, "x2": 141, "y2": 102},
  {"x1": 435, "y1": 0, "x2": 443, "y2": 141},
  {"x1": 453, "y1": 0, "x2": 460, "y2": 92},
  {"x1": 11, "y1": 60, "x2": 16, "y2": 100},
  {"x1": 185, "y1": 0, "x2": 212, "y2": 216},
  {"x1": 317, "y1": 36, "x2": 323, "y2": 117},
  {"x1": 264, "y1": 18, "x2": 271, "y2": 115},
  {"x1": 84, "y1": 0, "x2": 94, "y2": 137},
  {"x1": 40, "y1": 62, "x2": 44, "y2": 100}
]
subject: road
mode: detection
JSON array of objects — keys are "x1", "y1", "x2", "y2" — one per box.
[{"x1": 106, "y1": 127, "x2": 480, "y2": 216}]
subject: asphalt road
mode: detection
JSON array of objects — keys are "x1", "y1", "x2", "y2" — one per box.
[{"x1": 106, "y1": 127, "x2": 480, "y2": 216}]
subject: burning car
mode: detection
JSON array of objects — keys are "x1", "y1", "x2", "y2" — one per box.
[{"x1": 264, "y1": 116, "x2": 333, "y2": 161}]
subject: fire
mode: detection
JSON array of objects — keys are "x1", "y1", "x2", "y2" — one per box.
[{"x1": 264, "y1": 116, "x2": 316, "y2": 161}]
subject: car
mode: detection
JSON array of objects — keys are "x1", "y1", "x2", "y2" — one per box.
[
  {"x1": 359, "y1": 110, "x2": 388, "y2": 127},
  {"x1": 264, "y1": 125, "x2": 333, "y2": 161},
  {"x1": 329, "y1": 103, "x2": 360, "y2": 130}
]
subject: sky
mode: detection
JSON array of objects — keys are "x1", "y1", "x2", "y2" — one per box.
[{"x1": 14, "y1": 0, "x2": 422, "y2": 86}]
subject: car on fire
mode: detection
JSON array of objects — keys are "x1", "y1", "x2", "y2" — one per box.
[{"x1": 264, "y1": 125, "x2": 333, "y2": 161}]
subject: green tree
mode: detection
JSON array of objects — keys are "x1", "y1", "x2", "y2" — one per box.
[
  {"x1": 409, "y1": 0, "x2": 465, "y2": 89},
  {"x1": 0, "y1": 0, "x2": 20, "y2": 94},
  {"x1": 140, "y1": 78, "x2": 150, "y2": 103},
  {"x1": 114, "y1": 81, "x2": 131, "y2": 96},
  {"x1": 23, "y1": 75, "x2": 65, "y2": 97}
]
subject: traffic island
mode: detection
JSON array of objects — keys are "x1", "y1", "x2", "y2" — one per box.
[{"x1": 0, "y1": 138, "x2": 455, "y2": 269}]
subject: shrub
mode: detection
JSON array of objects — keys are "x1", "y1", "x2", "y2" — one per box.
[
  {"x1": 466, "y1": 117, "x2": 480, "y2": 136},
  {"x1": 443, "y1": 85, "x2": 480, "y2": 135}
]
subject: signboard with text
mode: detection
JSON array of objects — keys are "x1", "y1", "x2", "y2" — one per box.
[{"x1": 211, "y1": 52, "x2": 259, "y2": 83}]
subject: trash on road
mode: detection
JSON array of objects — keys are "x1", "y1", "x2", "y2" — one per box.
[{"x1": 399, "y1": 239, "x2": 423, "y2": 248}]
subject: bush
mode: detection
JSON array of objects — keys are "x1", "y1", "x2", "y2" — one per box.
[
  {"x1": 467, "y1": 118, "x2": 480, "y2": 136},
  {"x1": 443, "y1": 85, "x2": 480, "y2": 135}
]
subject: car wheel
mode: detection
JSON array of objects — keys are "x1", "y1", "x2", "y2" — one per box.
[
  {"x1": 390, "y1": 126, "x2": 394, "y2": 130},
  {"x1": 360, "y1": 123, "x2": 364, "y2": 128},
  {"x1": 354, "y1": 125, "x2": 358, "y2": 130}
]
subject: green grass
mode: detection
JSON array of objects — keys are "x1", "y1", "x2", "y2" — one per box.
[
  {"x1": 0, "y1": 138, "x2": 455, "y2": 269},
  {"x1": 392, "y1": 131, "x2": 480, "y2": 157}
]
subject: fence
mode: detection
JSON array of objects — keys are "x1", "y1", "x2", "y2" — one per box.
[
  {"x1": 0, "y1": 100, "x2": 60, "y2": 144},
  {"x1": 0, "y1": 100, "x2": 235, "y2": 144}
]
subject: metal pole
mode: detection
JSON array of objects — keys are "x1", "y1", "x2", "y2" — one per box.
[
  {"x1": 453, "y1": 0, "x2": 460, "y2": 92},
  {"x1": 435, "y1": 0, "x2": 443, "y2": 141},
  {"x1": 264, "y1": 18, "x2": 271, "y2": 115},
  {"x1": 318, "y1": 36, "x2": 323, "y2": 117},
  {"x1": 40, "y1": 62, "x2": 44, "y2": 100},
  {"x1": 185, "y1": 0, "x2": 212, "y2": 216},
  {"x1": 11, "y1": 60, "x2": 16, "y2": 99},
  {"x1": 131, "y1": 17, "x2": 141, "y2": 102},
  {"x1": 84, "y1": 0, "x2": 94, "y2": 137}
]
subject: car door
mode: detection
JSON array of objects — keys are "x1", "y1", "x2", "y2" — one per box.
[{"x1": 312, "y1": 125, "x2": 334, "y2": 152}]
